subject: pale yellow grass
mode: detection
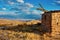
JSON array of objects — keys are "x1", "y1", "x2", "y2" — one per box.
[{"x1": 0, "y1": 19, "x2": 41, "y2": 26}]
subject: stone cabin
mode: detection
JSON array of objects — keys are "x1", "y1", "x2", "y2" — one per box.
[{"x1": 42, "y1": 10, "x2": 60, "y2": 36}]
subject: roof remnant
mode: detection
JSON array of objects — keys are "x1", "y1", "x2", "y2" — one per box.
[{"x1": 44, "y1": 10, "x2": 60, "y2": 13}]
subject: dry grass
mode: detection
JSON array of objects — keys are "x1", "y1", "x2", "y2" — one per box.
[
  {"x1": 0, "y1": 19, "x2": 41, "y2": 26},
  {"x1": 0, "y1": 19, "x2": 59, "y2": 40},
  {"x1": 0, "y1": 19, "x2": 42, "y2": 40},
  {"x1": 0, "y1": 30, "x2": 42, "y2": 40}
]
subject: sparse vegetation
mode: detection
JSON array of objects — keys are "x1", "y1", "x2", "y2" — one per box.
[
  {"x1": 0, "y1": 19, "x2": 43, "y2": 40},
  {"x1": 0, "y1": 19, "x2": 59, "y2": 40}
]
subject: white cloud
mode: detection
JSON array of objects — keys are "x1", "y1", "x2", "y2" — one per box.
[
  {"x1": 21, "y1": 9, "x2": 31, "y2": 14},
  {"x1": 41, "y1": 12, "x2": 44, "y2": 14},
  {"x1": 0, "y1": 11, "x2": 18, "y2": 15},
  {"x1": 32, "y1": 10, "x2": 40, "y2": 15},
  {"x1": 1, "y1": 0, "x2": 37, "y2": 15},
  {"x1": 20, "y1": 3, "x2": 34, "y2": 14},
  {"x1": 17, "y1": 0, "x2": 24, "y2": 3},
  {"x1": 2, "y1": 8, "x2": 7, "y2": 10},
  {"x1": 51, "y1": 3, "x2": 56, "y2": 5},
  {"x1": 55, "y1": 1, "x2": 60, "y2": 4},
  {"x1": 50, "y1": 1, "x2": 60, "y2": 6},
  {"x1": 25, "y1": 3, "x2": 34, "y2": 8},
  {"x1": 8, "y1": 1, "x2": 15, "y2": 5},
  {"x1": 7, "y1": 0, "x2": 34, "y2": 15},
  {"x1": 17, "y1": 19, "x2": 35, "y2": 21},
  {"x1": 52, "y1": 1, "x2": 60, "y2": 5}
]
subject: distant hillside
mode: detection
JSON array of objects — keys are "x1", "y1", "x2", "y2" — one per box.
[{"x1": 0, "y1": 19, "x2": 41, "y2": 26}]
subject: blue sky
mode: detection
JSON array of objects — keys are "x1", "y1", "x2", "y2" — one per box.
[{"x1": 0, "y1": 0, "x2": 60, "y2": 20}]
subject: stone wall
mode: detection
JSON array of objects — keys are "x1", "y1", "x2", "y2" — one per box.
[
  {"x1": 42, "y1": 11, "x2": 60, "y2": 40},
  {"x1": 42, "y1": 12, "x2": 52, "y2": 33},
  {"x1": 52, "y1": 12, "x2": 60, "y2": 37}
]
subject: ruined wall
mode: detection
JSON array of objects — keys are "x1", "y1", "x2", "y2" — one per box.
[
  {"x1": 52, "y1": 12, "x2": 60, "y2": 37},
  {"x1": 42, "y1": 12, "x2": 52, "y2": 33},
  {"x1": 42, "y1": 11, "x2": 60, "y2": 40}
]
